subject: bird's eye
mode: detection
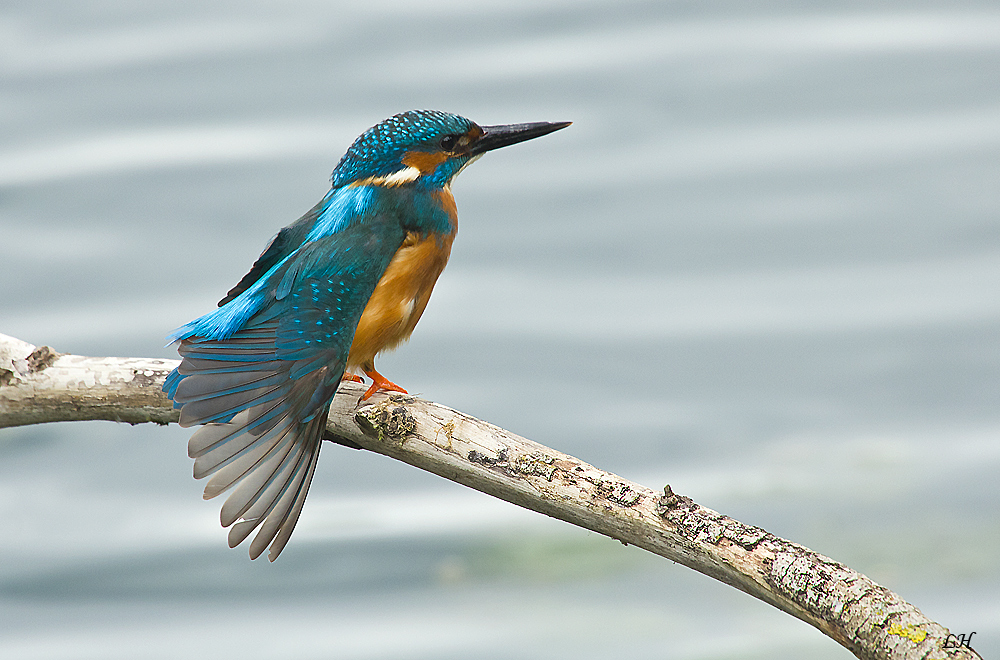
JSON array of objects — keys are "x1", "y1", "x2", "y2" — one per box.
[{"x1": 440, "y1": 135, "x2": 458, "y2": 151}]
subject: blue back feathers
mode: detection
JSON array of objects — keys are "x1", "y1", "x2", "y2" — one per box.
[{"x1": 306, "y1": 186, "x2": 376, "y2": 241}]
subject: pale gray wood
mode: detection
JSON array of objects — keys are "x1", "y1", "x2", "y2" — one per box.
[
  {"x1": 0, "y1": 333, "x2": 981, "y2": 660},
  {"x1": 0, "y1": 333, "x2": 178, "y2": 426}
]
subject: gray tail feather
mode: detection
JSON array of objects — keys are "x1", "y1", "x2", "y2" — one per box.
[
  {"x1": 170, "y1": 324, "x2": 340, "y2": 561},
  {"x1": 184, "y1": 377, "x2": 329, "y2": 561}
]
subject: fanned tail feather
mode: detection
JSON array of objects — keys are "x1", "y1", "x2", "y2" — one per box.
[
  {"x1": 164, "y1": 319, "x2": 339, "y2": 561},
  {"x1": 229, "y1": 414, "x2": 323, "y2": 560}
]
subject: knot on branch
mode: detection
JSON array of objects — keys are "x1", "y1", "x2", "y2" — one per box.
[
  {"x1": 655, "y1": 484, "x2": 694, "y2": 514},
  {"x1": 355, "y1": 395, "x2": 416, "y2": 441},
  {"x1": 0, "y1": 338, "x2": 58, "y2": 387},
  {"x1": 27, "y1": 346, "x2": 60, "y2": 372}
]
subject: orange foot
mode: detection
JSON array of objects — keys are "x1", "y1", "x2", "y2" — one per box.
[
  {"x1": 360, "y1": 367, "x2": 408, "y2": 401},
  {"x1": 341, "y1": 373, "x2": 364, "y2": 383}
]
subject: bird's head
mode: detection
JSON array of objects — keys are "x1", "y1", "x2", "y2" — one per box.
[{"x1": 331, "y1": 110, "x2": 570, "y2": 190}]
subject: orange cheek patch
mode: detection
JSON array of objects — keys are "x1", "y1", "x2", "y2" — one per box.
[{"x1": 402, "y1": 150, "x2": 450, "y2": 174}]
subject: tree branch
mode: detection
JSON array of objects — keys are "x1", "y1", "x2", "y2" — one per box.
[{"x1": 0, "y1": 332, "x2": 980, "y2": 660}]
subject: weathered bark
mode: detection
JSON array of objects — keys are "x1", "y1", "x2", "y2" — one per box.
[{"x1": 0, "y1": 332, "x2": 981, "y2": 660}]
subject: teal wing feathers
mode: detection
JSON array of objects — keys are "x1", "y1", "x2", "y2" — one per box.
[{"x1": 165, "y1": 213, "x2": 406, "y2": 560}]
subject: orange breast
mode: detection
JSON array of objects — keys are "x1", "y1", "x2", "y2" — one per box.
[{"x1": 347, "y1": 221, "x2": 456, "y2": 371}]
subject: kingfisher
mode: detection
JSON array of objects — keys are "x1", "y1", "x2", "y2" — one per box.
[{"x1": 163, "y1": 110, "x2": 570, "y2": 561}]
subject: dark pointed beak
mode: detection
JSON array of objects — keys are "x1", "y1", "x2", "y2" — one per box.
[{"x1": 470, "y1": 121, "x2": 571, "y2": 156}]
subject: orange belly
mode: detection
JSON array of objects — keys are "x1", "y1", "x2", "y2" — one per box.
[{"x1": 346, "y1": 228, "x2": 455, "y2": 371}]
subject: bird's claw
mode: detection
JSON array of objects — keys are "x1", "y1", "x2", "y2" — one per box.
[{"x1": 361, "y1": 369, "x2": 408, "y2": 401}]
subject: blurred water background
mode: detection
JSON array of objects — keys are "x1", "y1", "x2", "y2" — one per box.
[{"x1": 2, "y1": 1, "x2": 998, "y2": 658}]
